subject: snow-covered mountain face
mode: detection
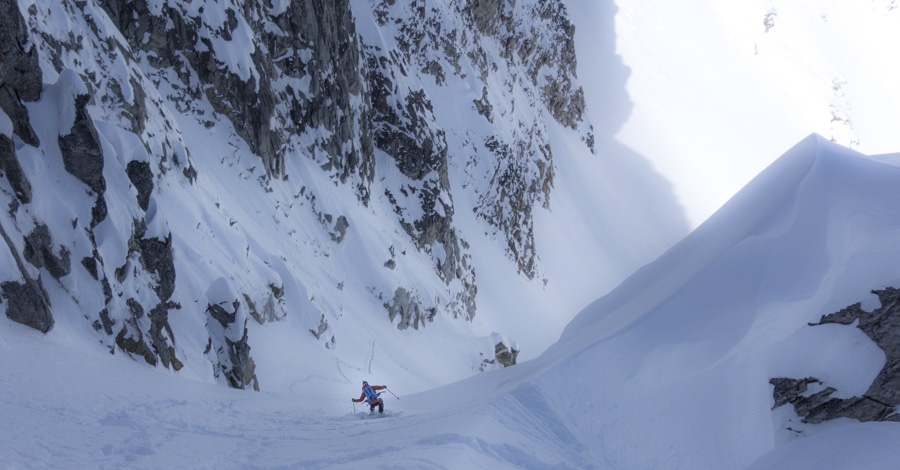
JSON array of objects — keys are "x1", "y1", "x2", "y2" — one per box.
[
  {"x1": 0, "y1": 0, "x2": 685, "y2": 392},
  {"x1": 5, "y1": 1, "x2": 900, "y2": 467},
  {"x1": 4, "y1": 137, "x2": 900, "y2": 469}
]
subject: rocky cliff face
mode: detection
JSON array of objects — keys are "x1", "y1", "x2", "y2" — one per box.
[
  {"x1": 0, "y1": 0, "x2": 591, "y2": 389},
  {"x1": 0, "y1": 0, "x2": 52, "y2": 334}
]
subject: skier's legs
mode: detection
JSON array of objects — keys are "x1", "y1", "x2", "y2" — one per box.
[{"x1": 378, "y1": 399, "x2": 384, "y2": 413}]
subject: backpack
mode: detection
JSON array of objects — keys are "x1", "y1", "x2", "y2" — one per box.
[{"x1": 362, "y1": 383, "x2": 381, "y2": 403}]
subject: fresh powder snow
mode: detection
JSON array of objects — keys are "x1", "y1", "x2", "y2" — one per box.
[
  {"x1": 5, "y1": 135, "x2": 900, "y2": 468},
  {"x1": 5, "y1": 0, "x2": 900, "y2": 468}
]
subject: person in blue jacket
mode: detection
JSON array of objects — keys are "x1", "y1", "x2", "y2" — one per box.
[{"x1": 352, "y1": 381, "x2": 387, "y2": 413}]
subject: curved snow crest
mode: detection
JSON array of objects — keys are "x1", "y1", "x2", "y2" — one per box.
[
  {"x1": 517, "y1": 133, "x2": 900, "y2": 468},
  {"x1": 558, "y1": 133, "x2": 867, "y2": 350},
  {"x1": 5, "y1": 132, "x2": 900, "y2": 470}
]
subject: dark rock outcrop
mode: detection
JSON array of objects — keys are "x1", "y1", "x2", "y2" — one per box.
[
  {"x1": 0, "y1": 134, "x2": 32, "y2": 203},
  {"x1": 126, "y1": 160, "x2": 154, "y2": 211},
  {"x1": 379, "y1": 0, "x2": 588, "y2": 280},
  {"x1": 0, "y1": 208, "x2": 53, "y2": 333},
  {"x1": 244, "y1": 284, "x2": 285, "y2": 325},
  {"x1": 58, "y1": 76, "x2": 106, "y2": 196},
  {"x1": 208, "y1": 300, "x2": 240, "y2": 330},
  {"x1": 98, "y1": 0, "x2": 374, "y2": 183},
  {"x1": 364, "y1": 35, "x2": 477, "y2": 322},
  {"x1": 137, "y1": 232, "x2": 176, "y2": 302},
  {"x1": 330, "y1": 215, "x2": 350, "y2": 243},
  {"x1": 106, "y1": 219, "x2": 181, "y2": 368},
  {"x1": 494, "y1": 340, "x2": 519, "y2": 367},
  {"x1": 771, "y1": 287, "x2": 900, "y2": 423},
  {"x1": 0, "y1": 1, "x2": 42, "y2": 102},
  {"x1": 224, "y1": 324, "x2": 259, "y2": 391},
  {"x1": 23, "y1": 223, "x2": 71, "y2": 280},
  {"x1": 309, "y1": 313, "x2": 328, "y2": 339},
  {"x1": 480, "y1": 336, "x2": 520, "y2": 370},
  {"x1": 206, "y1": 298, "x2": 259, "y2": 391},
  {"x1": 0, "y1": 0, "x2": 41, "y2": 146},
  {"x1": 116, "y1": 298, "x2": 160, "y2": 366},
  {"x1": 385, "y1": 287, "x2": 436, "y2": 330},
  {"x1": 53, "y1": 71, "x2": 109, "y2": 229},
  {"x1": 1, "y1": 279, "x2": 53, "y2": 333},
  {"x1": 115, "y1": 297, "x2": 182, "y2": 370},
  {"x1": 3, "y1": 0, "x2": 594, "y2": 388}
]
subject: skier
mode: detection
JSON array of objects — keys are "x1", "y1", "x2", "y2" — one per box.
[{"x1": 352, "y1": 381, "x2": 387, "y2": 413}]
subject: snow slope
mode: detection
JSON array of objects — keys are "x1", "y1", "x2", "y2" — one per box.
[
  {"x1": 535, "y1": 135, "x2": 900, "y2": 468},
  {"x1": 5, "y1": 135, "x2": 900, "y2": 468},
  {"x1": 2, "y1": 0, "x2": 694, "y2": 398}
]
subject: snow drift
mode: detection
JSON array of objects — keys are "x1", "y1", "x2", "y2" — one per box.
[
  {"x1": 5, "y1": 135, "x2": 900, "y2": 468},
  {"x1": 514, "y1": 134, "x2": 900, "y2": 468}
]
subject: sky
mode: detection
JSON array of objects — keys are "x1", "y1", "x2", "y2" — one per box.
[{"x1": 571, "y1": 0, "x2": 900, "y2": 226}]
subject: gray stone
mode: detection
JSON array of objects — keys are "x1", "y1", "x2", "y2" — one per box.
[
  {"x1": 23, "y1": 223, "x2": 71, "y2": 280},
  {"x1": 331, "y1": 215, "x2": 349, "y2": 243},
  {"x1": 115, "y1": 298, "x2": 158, "y2": 366},
  {"x1": 0, "y1": 206, "x2": 53, "y2": 333},
  {"x1": 309, "y1": 313, "x2": 328, "y2": 339},
  {"x1": 364, "y1": 44, "x2": 476, "y2": 317},
  {"x1": 494, "y1": 341, "x2": 519, "y2": 367},
  {"x1": 379, "y1": 0, "x2": 586, "y2": 284},
  {"x1": 59, "y1": 91, "x2": 106, "y2": 196},
  {"x1": 473, "y1": 87, "x2": 494, "y2": 123},
  {"x1": 0, "y1": 86, "x2": 39, "y2": 147},
  {"x1": 6, "y1": 0, "x2": 596, "y2": 386},
  {"x1": 137, "y1": 232, "x2": 175, "y2": 302},
  {"x1": 0, "y1": 0, "x2": 42, "y2": 147},
  {"x1": 114, "y1": 296, "x2": 183, "y2": 371},
  {"x1": 0, "y1": 0, "x2": 42, "y2": 102},
  {"x1": 0, "y1": 134, "x2": 32, "y2": 203},
  {"x1": 1, "y1": 278, "x2": 53, "y2": 333},
  {"x1": 224, "y1": 324, "x2": 259, "y2": 391},
  {"x1": 208, "y1": 300, "x2": 240, "y2": 330},
  {"x1": 205, "y1": 298, "x2": 259, "y2": 391},
  {"x1": 465, "y1": 0, "x2": 505, "y2": 36},
  {"x1": 244, "y1": 287, "x2": 284, "y2": 325},
  {"x1": 385, "y1": 287, "x2": 436, "y2": 330},
  {"x1": 148, "y1": 300, "x2": 182, "y2": 370},
  {"x1": 98, "y1": 0, "x2": 373, "y2": 183},
  {"x1": 126, "y1": 160, "x2": 154, "y2": 211},
  {"x1": 771, "y1": 287, "x2": 900, "y2": 423}
]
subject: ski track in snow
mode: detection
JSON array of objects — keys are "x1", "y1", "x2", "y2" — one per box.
[{"x1": 335, "y1": 358, "x2": 353, "y2": 385}]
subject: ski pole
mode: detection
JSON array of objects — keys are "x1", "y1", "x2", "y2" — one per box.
[
  {"x1": 385, "y1": 387, "x2": 399, "y2": 400},
  {"x1": 352, "y1": 400, "x2": 357, "y2": 413}
]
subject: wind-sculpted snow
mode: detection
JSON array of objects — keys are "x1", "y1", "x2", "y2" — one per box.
[
  {"x1": 524, "y1": 135, "x2": 900, "y2": 468},
  {"x1": 5, "y1": 134, "x2": 900, "y2": 468}
]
